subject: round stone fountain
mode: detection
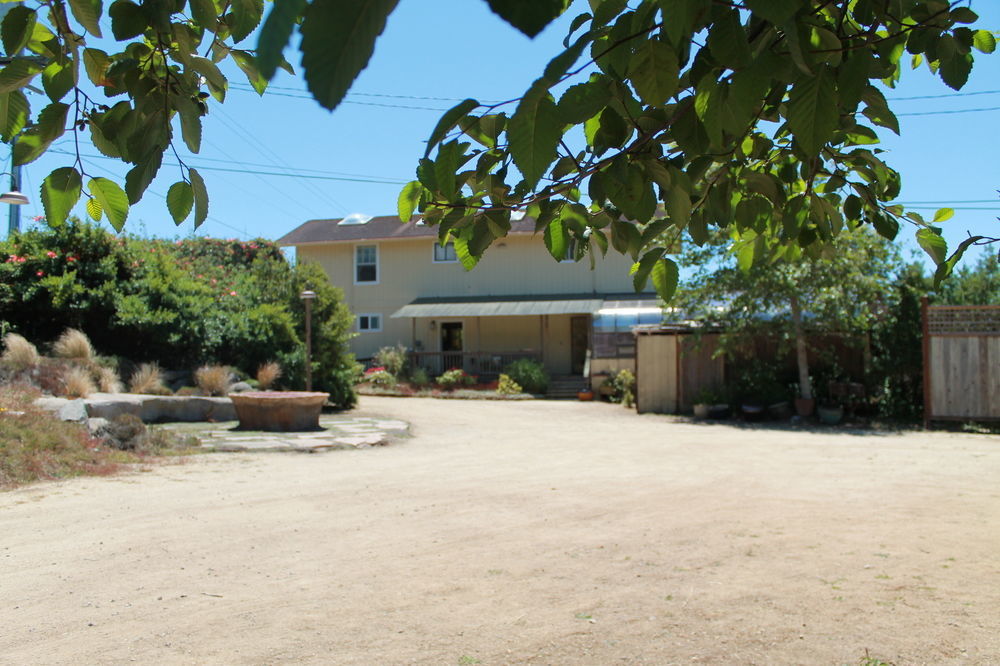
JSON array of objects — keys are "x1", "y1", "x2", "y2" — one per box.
[{"x1": 229, "y1": 391, "x2": 329, "y2": 431}]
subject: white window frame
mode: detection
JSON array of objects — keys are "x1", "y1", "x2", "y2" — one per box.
[
  {"x1": 357, "y1": 313, "x2": 383, "y2": 333},
  {"x1": 354, "y1": 244, "x2": 380, "y2": 285},
  {"x1": 432, "y1": 240, "x2": 458, "y2": 264}
]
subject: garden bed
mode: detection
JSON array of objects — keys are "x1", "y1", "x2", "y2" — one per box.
[{"x1": 357, "y1": 385, "x2": 535, "y2": 400}]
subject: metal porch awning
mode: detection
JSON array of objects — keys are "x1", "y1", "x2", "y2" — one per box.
[{"x1": 391, "y1": 296, "x2": 605, "y2": 319}]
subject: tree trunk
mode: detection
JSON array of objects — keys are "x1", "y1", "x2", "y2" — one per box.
[{"x1": 790, "y1": 294, "x2": 812, "y2": 400}]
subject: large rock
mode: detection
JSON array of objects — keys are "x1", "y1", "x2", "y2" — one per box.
[
  {"x1": 34, "y1": 397, "x2": 88, "y2": 422},
  {"x1": 82, "y1": 393, "x2": 236, "y2": 423}
]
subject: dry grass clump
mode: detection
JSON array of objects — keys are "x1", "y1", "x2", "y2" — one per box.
[
  {"x1": 1, "y1": 333, "x2": 40, "y2": 371},
  {"x1": 61, "y1": 366, "x2": 97, "y2": 398},
  {"x1": 256, "y1": 361, "x2": 282, "y2": 390},
  {"x1": 195, "y1": 364, "x2": 231, "y2": 396},
  {"x1": 52, "y1": 328, "x2": 95, "y2": 363},
  {"x1": 129, "y1": 362, "x2": 169, "y2": 395},
  {"x1": 95, "y1": 365, "x2": 123, "y2": 393}
]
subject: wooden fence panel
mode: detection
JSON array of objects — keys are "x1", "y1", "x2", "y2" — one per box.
[
  {"x1": 636, "y1": 334, "x2": 677, "y2": 414},
  {"x1": 679, "y1": 335, "x2": 725, "y2": 411},
  {"x1": 924, "y1": 303, "x2": 1000, "y2": 423}
]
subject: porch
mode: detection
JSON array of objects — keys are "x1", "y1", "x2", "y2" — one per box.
[{"x1": 408, "y1": 351, "x2": 541, "y2": 378}]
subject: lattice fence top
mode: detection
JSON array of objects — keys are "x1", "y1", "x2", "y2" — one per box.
[{"x1": 928, "y1": 306, "x2": 1000, "y2": 335}]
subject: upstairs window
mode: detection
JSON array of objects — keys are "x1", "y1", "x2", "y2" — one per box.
[
  {"x1": 355, "y1": 244, "x2": 378, "y2": 284},
  {"x1": 433, "y1": 241, "x2": 457, "y2": 263}
]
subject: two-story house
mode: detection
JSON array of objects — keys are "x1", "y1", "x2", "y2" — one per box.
[{"x1": 277, "y1": 214, "x2": 661, "y2": 384}]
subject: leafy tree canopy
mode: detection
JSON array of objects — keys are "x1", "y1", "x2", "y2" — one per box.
[{"x1": 1, "y1": 0, "x2": 996, "y2": 299}]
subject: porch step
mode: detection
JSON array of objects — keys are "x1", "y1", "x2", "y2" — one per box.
[{"x1": 545, "y1": 375, "x2": 589, "y2": 399}]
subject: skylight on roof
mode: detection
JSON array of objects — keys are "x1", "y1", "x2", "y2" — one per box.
[{"x1": 339, "y1": 213, "x2": 373, "y2": 225}]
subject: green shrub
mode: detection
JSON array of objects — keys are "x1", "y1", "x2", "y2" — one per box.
[
  {"x1": 504, "y1": 358, "x2": 548, "y2": 394},
  {"x1": 0, "y1": 219, "x2": 359, "y2": 409},
  {"x1": 373, "y1": 344, "x2": 407, "y2": 378},
  {"x1": 497, "y1": 373, "x2": 523, "y2": 395},
  {"x1": 612, "y1": 369, "x2": 636, "y2": 407},
  {"x1": 363, "y1": 368, "x2": 397, "y2": 388},
  {"x1": 408, "y1": 366, "x2": 430, "y2": 388},
  {"x1": 436, "y1": 368, "x2": 474, "y2": 390}
]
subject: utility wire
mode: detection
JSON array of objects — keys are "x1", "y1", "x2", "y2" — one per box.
[
  {"x1": 896, "y1": 105, "x2": 1000, "y2": 116},
  {"x1": 47, "y1": 148, "x2": 407, "y2": 184},
  {"x1": 77, "y1": 155, "x2": 252, "y2": 239},
  {"x1": 888, "y1": 89, "x2": 1000, "y2": 101}
]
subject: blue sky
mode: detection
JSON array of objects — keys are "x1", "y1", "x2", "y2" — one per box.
[{"x1": 9, "y1": 0, "x2": 1000, "y2": 267}]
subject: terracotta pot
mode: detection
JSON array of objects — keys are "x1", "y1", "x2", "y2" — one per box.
[
  {"x1": 577, "y1": 390, "x2": 594, "y2": 402},
  {"x1": 794, "y1": 397, "x2": 815, "y2": 417}
]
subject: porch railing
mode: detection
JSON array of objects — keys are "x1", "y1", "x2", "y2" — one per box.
[{"x1": 409, "y1": 351, "x2": 541, "y2": 378}]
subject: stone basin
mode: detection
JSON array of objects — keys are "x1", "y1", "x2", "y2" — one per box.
[{"x1": 229, "y1": 391, "x2": 329, "y2": 431}]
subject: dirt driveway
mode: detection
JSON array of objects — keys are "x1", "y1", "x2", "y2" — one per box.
[{"x1": 2, "y1": 397, "x2": 998, "y2": 665}]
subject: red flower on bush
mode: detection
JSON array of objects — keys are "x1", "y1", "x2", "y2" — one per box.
[
  {"x1": 36, "y1": 270, "x2": 44, "y2": 276},
  {"x1": 46, "y1": 250, "x2": 57, "y2": 258}
]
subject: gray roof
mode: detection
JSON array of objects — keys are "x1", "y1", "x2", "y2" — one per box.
[
  {"x1": 277, "y1": 215, "x2": 538, "y2": 246},
  {"x1": 391, "y1": 293, "x2": 659, "y2": 319}
]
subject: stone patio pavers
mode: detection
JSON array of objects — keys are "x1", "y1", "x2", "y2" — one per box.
[{"x1": 157, "y1": 414, "x2": 408, "y2": 453}]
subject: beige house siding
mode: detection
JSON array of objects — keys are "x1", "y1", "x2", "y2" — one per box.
[{"x1": 297, "y1": 234, "x2": 645, "y2": 362}]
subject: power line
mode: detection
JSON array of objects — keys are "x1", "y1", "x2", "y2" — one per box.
[
  {"x1": 47, "y1": 148, "x2": 407, "y2": 184},
  {"x1": 888, "y1": 89, "x2": 1000, "y2": 101},
  {"x1": 262, "y1": 82, "x2": 500, "y2": 104},
  {"x1": 229, "y1": 83, "x2": 451, "y2": 111},
  {"x1": 896, "y1": 105, "x2": 1000, "y2": 116},
  {"x1": 896, "y1": 200, "x2": 999, "y2": 204}
]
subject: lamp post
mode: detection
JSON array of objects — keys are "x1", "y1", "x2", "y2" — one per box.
[
  {"x1": 300, "y1": 289, "x2": 316, "y2": 391},
  {"x1": 0, "y1": 168, "x2": 29, "y2": 237}
]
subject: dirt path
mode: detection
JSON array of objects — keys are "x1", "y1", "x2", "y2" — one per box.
[{"x1": 2, "y1": 397, "x2": 999, "y2": 665}]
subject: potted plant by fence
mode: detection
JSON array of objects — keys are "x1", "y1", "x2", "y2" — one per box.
[{"x1": 692, "y1": 387, "x2": 725, "y2": 419}]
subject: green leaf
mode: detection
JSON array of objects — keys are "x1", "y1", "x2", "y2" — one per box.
[
  {"x1": 973, "y1": 30, "x2": 996, "y2": 54},
  {"x1": 109, "y1": 0, "x2": 147, "y2": 40},
  {"x1": 557, "y1": 78, "x2": 611, "y2": 124},
  {"x1": 543, "y1": 215, "x2": 567, "y2": 261},
  {"x1": 743, "y1": 0, "x2": 798, "y2": 24},
  {"x1": 231, "y1": 51, "x2": 268, "y2": 95},
  {"x1": 68, "y1": 0, "x2": 103, "y2": 37},
  {"x1": 543, "y1": 33, "x2": 590, "y2": 80},
  {"x1": 509, "y1": 77, "x2": 562, "y2": 189},
  {"x1": 786, "y1": 68, "x2": 838, "y2": 157},
  {"x1": 167, "y1": 181, "x2": 194, "y2": 224},
  {"x1": 1, "y1": 5, "x2": 36, "y2": 55},
  {"x1": 0, "y1": 90, "x2": 29, "y2": 143},
  {"x1": 124, "y1": 152, "x2": 163, "y2": 204},
  {"x1": 949, "y1": 7, "x2": 978, "y2": 24},
  {"x1": 189, "y1": 167, "x2": 209, "y2": 227},
  {"x1": 256, "y1": 0, "x2": 307, "y2": 80},
  {"x1": 870, "y1": 213, "x2": 898, "y2": 240},
  {"x1": 707, "y1": 9, "x2": 751, "y2": 69},
  {"x1": 86, "y1": 197, "x2": 103, "y2": 222},
  {"x1": 631, "y1": 248, "x2": 661, "y2": 293},
  {"x1": 87, "y1": 177, "x2": 129, "y2": 231},
  {"x1": 0, "y1": 58, "x2": 44, "y2": 94},
  {"x1": 629, "y1": 39, "x2": 678, "y2": 105},
  {"x1": 932, "y1": 207, "x2": 954, "y2": 223},
  {"x1": 300, "y1": 0, "x2": 399, "y2": 111},
  {"x1": 934, "y1": 235, "x2": 985, "y2": 285},
  {"x1": 453, "y1": 231, "x2": 480, "y2": 270},
  {"x1": 650, "y1": 255, "x2": 679, "y2": 301},
  {"x1": 424, "y1": 98, "x2": 479, "y2": 158},
  {"x1": 83, "y1": 48, "x2": 112, "y2": 87},
  {"x1": 665, "y1": 184, "x2": 691, "y2": 227},
  {"x1": 484, "y1": 0, "x2": 569, "y2": 38},
  {"x1": 397, "y1": 180, "x2": 421, "y2": 222},
  {"x1": 939, "y1": 51, "x2": 973, "y2": 91},
  {"x1": 42, "y1": 60, "x2": 76, "y2": 103},
  {"x1": 41, "y1": 167, "x2": 82, "y2": 227},
  {"x1": 188, "y1": 0, "x2": 218, "y2": 30},
  {"x1": 916, "y1": 227, "x2": 947, "y2": 265},
  {"x1": 13, "y1": 102, "x2": 68, "y2": 166},
  {"x1": 228, "y1": 0, "x2": 264, "y2": 43},
  {"x1": 178, "y1": 99, "x2": 202, "y2": 153}
]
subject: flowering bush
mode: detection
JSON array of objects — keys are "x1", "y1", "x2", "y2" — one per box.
[
  {"x1": 496, "y1": 374, "x2": 523, "y2": 395},
  {"x1": 436, "y1": 368, "x2": 476, "y2": 390},
  {"x1": 363, "y1": 366, "x2": 397, "y2": 388}
]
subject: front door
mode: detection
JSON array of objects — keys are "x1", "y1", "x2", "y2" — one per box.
[
  {"x1": 570, "y1": 315, "x2": 589, "y2": 375},
  {"x1": 440, "y1": 322, "x2": 464, "y2": 371}
]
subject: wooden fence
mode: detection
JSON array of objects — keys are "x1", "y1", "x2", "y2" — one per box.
[
  {"x1": 635, "y1": 331, "x2": 724, "y2": 414},
  {"x1": 923, "y1": 300, "x2": 1000, "y2": 425}
]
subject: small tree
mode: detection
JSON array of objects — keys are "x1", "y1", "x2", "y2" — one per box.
[{"x1": 676, "y1": 228, "x2": 904, "y2": 402}]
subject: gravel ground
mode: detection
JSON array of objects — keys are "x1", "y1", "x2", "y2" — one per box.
[{"x1": 1, "y1": 396, "x2": 998, "y2": 665}]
